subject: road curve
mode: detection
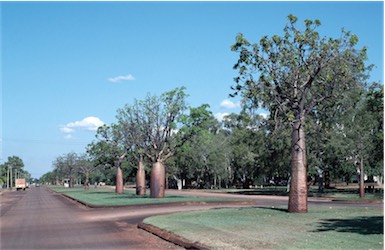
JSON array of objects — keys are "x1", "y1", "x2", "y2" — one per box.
[
  {"x1": 1, "y1": 187, "x2": 183, "y2": 249},
  {"x1": 2, "y1": 186, "x2": 381, "y2": 250}
]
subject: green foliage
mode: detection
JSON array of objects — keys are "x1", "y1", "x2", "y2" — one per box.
[
  {"x1": 40, "y1": 16, "x2": 381, "y2": 195},
  {"x1": 170, "y1": 104, "x2": 230, "y2": 188},
  {"x1": 231, "y1": 14, "x2": 368, "y2": 120},
  {"x1": 0, "y1": 156, "x2": 29, "y2": 186}
]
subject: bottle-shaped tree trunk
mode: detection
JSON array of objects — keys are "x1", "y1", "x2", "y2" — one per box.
[
  {"x1": 85, "y1": 172, "x2": 89, "y2": 191},
  {"x1": 69, "y1": 177, "x2": 74, "y2": 188},
  {"x1": 150, "y1": 161, "x2": 165, "y2": 198},
  {"x1": 115, "y1": 165, "x2": 124, "y2": 194},
  {"x1": 136, "y1": 155, "x2": 146, "y2": 195},
  {"x1": 288, "y1": 119, "x2": 308, "y2": 213}
]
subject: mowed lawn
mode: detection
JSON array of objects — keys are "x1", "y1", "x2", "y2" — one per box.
[
  {"x1": 48, "y1": 186, "x2": 239, "y2": 206},
  {"x1": 144, "y1": 205, "x2": 384, "y2": 250}
]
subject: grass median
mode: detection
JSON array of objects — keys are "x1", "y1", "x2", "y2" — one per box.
[
  {"x1": 144, "y1": 205, "x2": 384, "y2": 249},
  {"x1": 48, "y1": 186, "x2": 240, "y2": 206}
]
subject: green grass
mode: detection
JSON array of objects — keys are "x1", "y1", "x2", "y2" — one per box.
[
  {"x1": 329, "y1": 192, "x2": 384, "y2": 201},
  {"x1": 48, "y1": 186, "x2": 236, "y2": 206},
  {"x1": 144, "y1": 206, "x2": 384, "y2": 250},
  {"x1": 226, "y1": 187, "x2": 384, "y2": 201}
]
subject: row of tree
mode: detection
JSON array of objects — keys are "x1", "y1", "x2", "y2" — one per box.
[
  {"x1": 40, "y1": 15, "x2": 383, "y2": 213},
  {"x1": 0, "y1": 156, "x2": 32, "y2": 188},
  {"x1": 42, "y1": 82, "x2": 382, "y2": 194}
]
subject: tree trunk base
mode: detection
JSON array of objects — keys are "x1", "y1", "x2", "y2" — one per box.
[
  {"x1": 116, "y1": 166, "x2": 124, "y2": 194},
  {"x1": 136, "y1": 169, "x2": 146, "y2": 195},
  {"x1": 150, "y1": 162, "x2": 165, "y2": 198}
]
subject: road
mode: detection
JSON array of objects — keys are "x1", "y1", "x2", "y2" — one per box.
[
  {"x1": 0, "y1": 187, "x2": 261, "y2": 249},
  {"x1": 1, "y1": 187, "x2": 382, "y2": 249},
  {"x1": 1, "y1": 187, "x2": 185, "y2": 249}
]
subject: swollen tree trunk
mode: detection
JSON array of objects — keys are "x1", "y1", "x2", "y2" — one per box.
[
  {"x1": 116, "y1": 165, "x2": 124, "y2": 194},
  {"x1": 288, "y1": 119, "x2": 308, "y2": 213},
  {"x1": 85, "y1": 172, "x2": 89, "y2": 191},
  {"x1": 69, "y1": 177, "x2": 74, "y2": 188},
  {"x1": 136, "y1": 156, "x2": 146, "y2": 195},
  {"x1": 115, "y1": 153, "x2": 126, "y2": 194},
  {"x1": 150, "y1": 161, "x2": 165, "y2": 198},
  {"x1": 359, "y1": 157, "x2": 365, "y2": 198}
]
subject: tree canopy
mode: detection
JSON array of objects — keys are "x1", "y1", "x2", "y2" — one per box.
[{"x1": 230, "y1": 14, "x2": 371, "y2": 212}]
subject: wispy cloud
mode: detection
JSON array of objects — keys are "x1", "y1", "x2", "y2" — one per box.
[
  {"x1": 60, "y1": 116, "x2": 104, "y2": 139},
  {"x1": 108, "y1": 74, "x2": 135, "y2": 83},
  {"x1": 220, "y1": 99, "x2": 241, "y2": 109}
]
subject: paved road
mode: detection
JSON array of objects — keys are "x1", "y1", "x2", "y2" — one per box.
[
  {"x1": 0, "y1": 187, "x2": 259, "y2": 250},
  {"x1": 1, "y1": 187, "x2": 382, "y2": 250},
  {"x1": 1, "y1": 187, "x2": 185, "y2": 249}
]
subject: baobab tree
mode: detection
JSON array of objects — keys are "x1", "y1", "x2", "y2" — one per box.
[
  {"x1": 77, "y1": 153, "x2": 100, "y2": 191},
  {"x1": 53, "y1": 152, "x2": 79, "y2": 188},
  {"x1": 231, "y1": 15, "x2": 369, "y2": 212},
  {"x1": 116, "y1": 101, "x2": 149, "y2": 196},
  {"x1": 91, "y1": 124, "x2": 127, "y2": 194},
  {"x1": 137, "y1": 87, "x2": 188, "y2": 198}
]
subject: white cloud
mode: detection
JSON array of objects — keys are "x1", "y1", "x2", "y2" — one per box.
[
  {"x1": 220, "y1": 99, "x2": 241, "y2": 109},
  {"x1": 108, "y1": 74, "x2": 135, "y2": 83},
  {"x1": 64, "y1": 134, "x2": 74, "y2": 140},
  {"x1": 60, "y1": 116, "x2": 104, "y2": 139},
  {"x1": 214, "y1": 112, "x2": 229, "y2": 122},
  {"x1": 60, "y1": 127, "x2": 75, "y2": 134}
]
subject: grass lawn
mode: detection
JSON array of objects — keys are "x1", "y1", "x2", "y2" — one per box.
[
  {"x1": 144, "y1": 206, "x2": 384, "y2": 250},
  {"x1": 48, "y1": 186, "x2": 239, "y2": 206},
  {"x1": 225, "y1": 187, "x2": 383, "y2": 202}
]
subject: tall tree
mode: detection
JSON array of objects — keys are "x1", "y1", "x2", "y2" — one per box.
[
  {"x1": 231, "y1": 15, "x2": 369, "y2": 212},
  {"x1": 116, "y1": 100, "x2": 150, "y2": 196},
  {"x1": 1, "y1": 156, "x2": 25, "y2": 189},
  {"x1": 142, "y1": 87, "x2": 188, "y2": 198},
  {"x1": 224, "y1": 112, "x2": 269, "y2": 188},
  {"x1": 77, "y1": 153, "x2": 100, "y2": 191},
  {"x1": 343, "y1": 84, "x2": 383, "y2": 197},
  {"x1": 92, "y1": 124, "x2": 127, "y2": 194}
]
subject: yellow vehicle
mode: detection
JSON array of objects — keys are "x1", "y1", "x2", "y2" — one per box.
[{"x1": 15, "y1": 179, "x2": 26, "y2": 191}]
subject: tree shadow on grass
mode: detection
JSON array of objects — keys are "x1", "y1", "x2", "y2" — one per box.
[
  {"x1": 314, "y1": 216, "x2": 383, "y2": 235},
  {"x1": 257, "y1": 206, "x2": 289, "y2": 213}
]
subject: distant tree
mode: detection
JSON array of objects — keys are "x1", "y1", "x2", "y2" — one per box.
[
  {"x1": 91, "y1": 124, "x2": 127, "y2": 194},
  {"x1": 1, "y1": 156, "x2": 25, "y2": 188},
  {"x1": 116, "y1": 100, "x2": 150, "y2": 196},
  {"x1": 40, "y1": 171, "x2": 56, "y2": 185},
  {"x1": 224, "y1": 111, "x2": 269, "y2": 188},
  {"x1": 231, "y1": 15, "x2": 369, "y2": 212},
  {"x1": 172, "y1": 104, "x2": 228, "y2": 189},
  {"x1": 343, "y1": 84, "x2": 383, "y2": 197},
  {"x1": 53, "y1": 152, "x2": 79, "y2": 188},
  {"x1": 77, "y1": 153, "x2": 100, "y2": 191},
  {"x1": 364, "y1": 84, "x2": 384, "y2": 178}
]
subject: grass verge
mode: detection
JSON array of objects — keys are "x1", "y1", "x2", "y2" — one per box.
[
  {"x1": 48, "y1": 186, "x2": 240, "y2": 206},
  {"x1": 144, "y1": 206, "x2": 384, "y2": 250},
  {"x1": 227, "y1": 187, "x2": 383, "y2": 201}
]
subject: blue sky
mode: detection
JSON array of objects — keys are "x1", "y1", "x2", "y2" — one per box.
[{"x1": 1, "y1": 1, "x2": 383, "y2": 178}]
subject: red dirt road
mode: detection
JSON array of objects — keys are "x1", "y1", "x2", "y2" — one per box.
[
  {"x1": 3, "y1": 186, "x2": 378, "y2": 249},
  {"x1": 1, "y1": 187, "x2": 260, "y2": 249},
  {"x1": 1, "y1": 187, "x2": 184, "y2": 249}
]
